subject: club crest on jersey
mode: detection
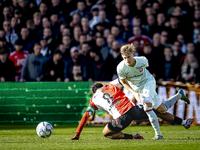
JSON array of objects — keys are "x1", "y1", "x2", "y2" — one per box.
[{"x1": 139, "y1": 68, "x2": 143, "y2": 72}]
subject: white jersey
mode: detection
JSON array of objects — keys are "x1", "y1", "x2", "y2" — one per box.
[{"x1": 117, "y1": 56, "x2": 154, "y2": 92}]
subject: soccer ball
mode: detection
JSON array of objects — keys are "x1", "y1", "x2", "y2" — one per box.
[{"x1": 36, "y1": 121, "x2": 53, "y2": 138}]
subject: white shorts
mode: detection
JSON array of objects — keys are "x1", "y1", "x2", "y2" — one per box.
[
  {"x1": 110, "y1": 78, "x2": 162, "y2": 109},
  {"x1": 137, "y1": 79, "x2": 162, "y2": 109}
]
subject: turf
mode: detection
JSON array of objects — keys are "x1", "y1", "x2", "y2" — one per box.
[{"x1": 0, "y1": 125, "x2": 199, "y2": 150}]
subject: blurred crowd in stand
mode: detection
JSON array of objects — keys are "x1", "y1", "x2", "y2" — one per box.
[{"x1": 0, "y1": 0, "x2": 200, "y2": 83}]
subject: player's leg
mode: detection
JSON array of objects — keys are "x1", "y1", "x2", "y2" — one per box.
[
  {"x1": 155, "y1": 110, "x2": 194, "y2": 129},
  {"x1": 102, "y1": 111, "x2": 144, "y2": 139},
  {"x1": 156, "y1": 89, "x2": 190, "y2": 114},
  {"x1": 102, "y1": 125, "x2": 143, "y2": 139},
  {"x1": 140, "y1": 81, "x2": 163, "y2": 139},
  {"x1": 143, "y1": 102, "x2": 163, "y2": 139}
]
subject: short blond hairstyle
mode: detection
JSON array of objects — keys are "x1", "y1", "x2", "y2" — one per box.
[
  {"x1": 33, "y1": 12, "x2": 41, "y2": 18},
  {"x1": 120, "y1": 43, "x2": 136, "y2": 55}
]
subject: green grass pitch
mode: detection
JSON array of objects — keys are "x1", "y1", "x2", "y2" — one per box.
[{"x1": 0, "y1": 125, "x2": 199, "y2": 150}]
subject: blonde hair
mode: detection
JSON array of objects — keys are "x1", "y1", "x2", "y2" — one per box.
[
  {"x1": 33, "y1": 12, "x2": 41, "y2": 18},
  {"x1": 120, "y1": 43, "x2": 136, "y2": 55}
]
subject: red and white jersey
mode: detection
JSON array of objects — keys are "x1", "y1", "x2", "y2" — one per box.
[
  {"x1": 87, "y1": 83, "x2": 135, "y2": 119},
  {"x1": 9, "y1": 50, "x2": 29, "y2": 73}
]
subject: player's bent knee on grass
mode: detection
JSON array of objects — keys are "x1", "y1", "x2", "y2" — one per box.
[
  {"x1": 102, "y1": 125, "x2": 123, "y2": 139},
  {"x1": 102, "y1": 125, "x2": 115, "y2": 137}
]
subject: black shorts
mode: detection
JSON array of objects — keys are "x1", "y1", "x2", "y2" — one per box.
[{"x1": 108, "y1": 105, "x2": 148, "y2": 133}]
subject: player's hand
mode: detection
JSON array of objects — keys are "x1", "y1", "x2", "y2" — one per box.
[{"x1": 70, "y1": 135, "x2": 79, "y2": 140}]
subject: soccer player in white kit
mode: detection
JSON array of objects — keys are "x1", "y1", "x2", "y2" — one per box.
[{"x1": 117, "y1": 43, "x2": 191, "y2": 139}]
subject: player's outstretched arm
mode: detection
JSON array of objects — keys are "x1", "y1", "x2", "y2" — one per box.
[
  {"x1": 120, "y1": 79, "x2": 141, "y2": 102},
  {"x1": 70, "y1": 111, "x2": 91, "y2": 140}
]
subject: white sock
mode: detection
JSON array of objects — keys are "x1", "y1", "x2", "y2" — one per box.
[
  {"x1": 181, "y1": 120, "x2": 187, "y2": 125},
  {"x1": 144, "y1": 107, "x2": 162, "y2": 136},
  {"x1": 163, "y1": 93, "x2": 182, "y2": 111}
]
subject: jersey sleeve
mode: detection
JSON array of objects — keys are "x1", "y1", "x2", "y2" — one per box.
[
  {"x1": 117, "y1": 64, "x2": 126, "y2": 80},
  {"x1": 141, "y1": 56, "x2": 149, "y2": 68},
  {"x1": 75, "y1": 97, "x2": 98, "y2": 136}
]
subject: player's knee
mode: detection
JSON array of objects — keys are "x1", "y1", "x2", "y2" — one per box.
[{"x1": 156, "y1": 107, "x2": 166, "y2": 114}]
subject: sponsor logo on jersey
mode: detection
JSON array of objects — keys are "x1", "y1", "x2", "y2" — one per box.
[
  {"x1": 139, "y1": 68, "x2": 143, "y2": 72},
  {"x1": 127, "y1": 73, "x2": 143, "y2": 78}
]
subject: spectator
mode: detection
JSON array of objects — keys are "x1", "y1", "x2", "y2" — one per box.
[
  {"x1": 40, "y1": 37, "x2": 52, "y2": 57},
  {"x1": 103, "y1": 28, "x2": 111, "y2": 39},
  {"x1": 37, "y1": 17, "x2": 51, "y2": 38},
  {"x1": 92, "y1": 10, "x2": 111, "y2": 29},
  {"x1": 1, "y1": 6, "x2": 12, "y2": 22},
  {"x1": 48, "y1": 0, "x2": 62, "y2": 15},
  {"x1": 139, "y1": 43, "x2": 156, "y2": 76},
  {"x1": 95, "y1": 36, "x2": 109, "y2": 61},
  {"x1": 71, "y1": 25, "x2": 82, "y2": 46},
  {"x1": 156, "y1": 46, "x2": 181, "y2": 82},
  {"x1": 62, "y1": 35, "x2": 72, "y2": 60},
  {"x1": 18, "y1": 0, "x2": 30, "y2": 19},
  {"x1": 89, "y1": 48, "x2": 114, "y2": 81},
  {"x1": 89, "y1": 5, "x2": 100, "y2": 29},
  {"x1": 172, "y1": 41, "x2": 184, "y2": 64},
  {"x1": 120, "y1": 17, "x2": 132, "y2": 42},
  {"x1": 160, "y1": 30, "x2": 171, "y2": 47},
  {"x1": 26, "y1": 20, "x2": 37, "y2": 39},
  {"x1": 192, "y1": 18, "x2": 200, "y2": 44},
  {"x1": 132, "y1": 0, "x2": 146, "y2": 21},
  {"x1": 50, "y1": 12, "x2": 60, "y2": 37},
  {"x1": 43, "y1": 27, "x2": 57, "y2": 52},
  {"x1": 121, "y1": 4, "x2": 132, "y2": 19},
  {"x1": 143, "y1": 14, "x2": 157, "y2": 38},
  {"x1": 177, "y1": 33, "x2": 187, "y2": 54},
  {"x1": 44, "y1": 50, "x2": 64, "y2": 81},
  {"x1": 155, "y1": 12, "x2": 167, "y2": 33},
  {"x1": 195, "y1": 33, "x2": 200, "y2": 57},
  {"x1": 33, "y1": 12, "x2": 42, "y2": 33},
  {"x1": 128, "y1": 25, "x2": 152, "y2": 51},
  {"x1": 106, "y1": 34, "x2": 115, "y2": 48},
  {"x1": 11, "y1": 17, "x2": 20, "y2": 35},
  {"x1": 0, "y1": 36, "x2": 14, "y2": 52},
  {"x1": 0, "y1": 47, "x2": 15, "y2": 82},
  {"x1": 114, "y1": 13, "x2": 123, "y2": 30},
  {"x1": 77, "y1": 34, "x2": 87, "y2": 49},
  {"x1": 19, "y1": 27, "x2": 36, "y2": 52},
  {"x1": 109, "y1": 40, "x2": 122, "y2": 78},
  {"x1": 56, "y1": 24, "x2": 71, "y2": 42},
  {"x1": 181, "y1": 53, "x2": 199, "y2": 83},
  {"x1": 180, "y1": 42, "x2": 197, "y2": 65},
  {"x1": 69, "y1": 0, "x2": 88, "y2": 18},
  {"x1": 167, "y1": 15, "x2": 183, "y2": 44},
  {"x1": 152, "y1": 32, "x2": 165, "y2": 59},
  {"x1": 79, "y1": 42, "x2": 91, "y2": 60},
  {"x1": 96, "y1": 0, "x2": 110, "y2": 17},
  {"x1": 98, "y1": 10, "x2": 111, "y2": 28},
  {"x1": 20, "y1": 43, "x2": 48, "y2": 82},
  {"x1": 64, "y1": 46, "x2": 91, "y2": 82},
  {"x1": 9, "y1": 39, "x2": 29, "y2": 81},
  {"x1": 112, "y1": 0, "x2": 123, "y2": 16},
  {"x1": 81, "y1": 16, "x2": 91, "y2": 34},
  {"x1": 3, "y1": 20, "x2": 18, "y2": 46},
  {"x1": 110, "y1": 25, "x2": 124, "y2": 43},
  {"x1": 71, "y1": 64, "x2": 83, "y2": 81},
  {"x1": 69, "y1": 13, "x2": 81, "y2": 28},
  {"x1": 62, "y1": 0, "x2": 77, "y2": 23},
  {"x1": 39, "y1": 2, "x2": 49, "y2": 18}
]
